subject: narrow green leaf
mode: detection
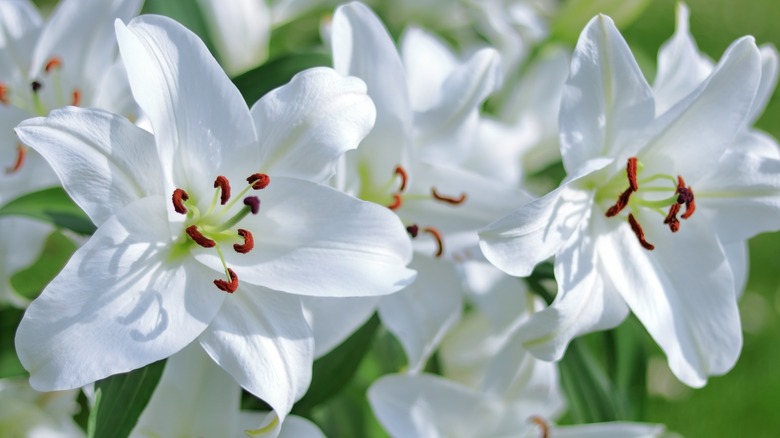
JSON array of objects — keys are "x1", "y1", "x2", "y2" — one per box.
[
  {"x1": 292, "y1": 314, "x2": 380, "y2": 414},
  {"x1": 559, "y1": 336, "x2": 623, "y2": 423},
  {"x1": 10, "y1": 230, "x2": 77, "y2": 301},
  {"x1": 231, "y1": 52, "x2": 331, "y2": 105},
  {"x1": 0, "y1": 307, "x2": 25, "y2": 378},
  {"x1": 90, "y1": 359, "x2": 166, "y2": 438},
  {"x1": 0, "y1": 187, "x2": 95, "y2": 235}
]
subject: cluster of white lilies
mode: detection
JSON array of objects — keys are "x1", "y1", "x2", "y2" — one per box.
[{"x1": 1, "y1": 0, "x2": 778, "y2": 436}]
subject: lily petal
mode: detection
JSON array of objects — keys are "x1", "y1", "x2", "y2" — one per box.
[
  {"x1": 115, "y1": 15, "x2": 257, "y2": 193},
  {"x1": 332, "y1": 2, "x2": 412, "y2": 182},
  {"x1": 559, "y1": 14, "x2": 654, "y2": 173},
  {"x1": 301, "y1": 296, "x2": 378, "y2": 358},
  {"x1": 0, "y1": 0, "x2": 42, "y2": 79},
  {"x1": 198, "y1": 285, "x2": 313, "y2": 420},
  {"x1": 196, "y1": 177, "x2": 416, "y2": 297},
  {"x1": 378, "y1": 255, "x2": 463, "y2": 373},
  {"x1": 15, "y1": 107, "x2": 162, "y2": 226},
  {"x1": 747, "y1": 44, "x2": 779, "y2": 124},
  {"x1": 15, "y1": 196, "x2": 225, "y2": 391},
  {"x1": 552, "y1": 422, "x2": 665, "y2": 438},
  {"x1": 400, "y1": 27, "x2": 457, "y2": 112},
  {"x1": 251, "y1": 67, "x2": 376, "y2": 184},
  {"x1": 0, "y1": 217, "x2": 52, "y2": 307}
]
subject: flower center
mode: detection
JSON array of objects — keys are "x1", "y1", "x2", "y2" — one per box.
[
  {"x1": 601, "y1": 157, "x2": 696, "y2": 250},
  {"x1": 170, "y1": 173, "x2": 270, "y2": 293},
  {"x1": 359, "y1": 164, "x2": 467, "y2": 258},
  {"x1": 3, "y1": 57, "x2": 82, "y2": 174}
]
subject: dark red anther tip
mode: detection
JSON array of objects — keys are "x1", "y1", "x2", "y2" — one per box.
[
  {"x1": 394, "y1": 165, "x2": 409, "y2": 193},
  {"x1": 172, "y1": 188, "x2": 189, "y2": 214},
  {"x1": 71, "y1": 89, "x2": 81, "y2": 106},
  {"x1": 605, "y1": 188, "x2": 632, "y2": 217},
  {"x1": 243, "y1": 196, "x2": 260, "y2": 214},
  {"x1": 247, "y1": 173, "x2": 270, "y2": 190},
  {"x1": 423, "y1": 226, "x2": 444, "y2": 257},
  {"x1": 5, "y1": 144, "x2": 26, "y2": 174},
  {"x1": 31, "y1": 81, "x2": 42, "y2": 93},
  {"x1": 627, "y1": 157, "x2": 638, "y2": 192},
  {"x1": 431, "y1": 187, "x2": 467, "y2": 205},
  {"x1": 406, "y1": 224, "x2": 419, "y2": 238},
  {"x1": 628, "y1": 213, "x2": 654, "y2": 250},
  {"x1": 529, "y1": 416, "x2": 550, "y2": 438},
  {"x1": 214, "y1": 268, "x2": 239, "y2": 293},
  {"x1": 214, "y1": 175, "x2": 231, "y2": 205},
  {"x1": 44, "y1": 57, "x2": 62, "y2": 73},
  {"x1": 233, "y1": 229, "x2": 254, "y2": 254},
  {"x1": 664, "y1": 203, "x2": 681, "y2": 232},
  {"x1": 186, "y1": 225, "x2": 216, "y2": 248}
]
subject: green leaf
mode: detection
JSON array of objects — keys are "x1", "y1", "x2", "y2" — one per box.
[
  {"x1": 292, "y1": 314, "x2": 380, "y2": 414},
  {"x1": 0, "y1": 187, "x2": 95, "y2": 235},
  {"x1": 0, "y1": 307, "x2": 25, "y2": 378},
  {"x1": 88, "y1": 359, "x2": 167, "y2": 438},
  {"x1": 231, "y1": 52, "x2": 331, "y2": 105},
  {"x1": 10, "y1": 230, "x2": 77, "y2": 301}
]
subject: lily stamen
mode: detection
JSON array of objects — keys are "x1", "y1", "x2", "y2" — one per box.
[
  {"x1": 44, "y1": 57, "x2": 62, "y2": 73},
  {"x1": 431, "y1": 187, "x2": 467, "y2": 205},
  {"x1": 405, "y1": 224, "x2": 419, "y2": 238},
  {"x1": 388, "y1": 193, "x2": 402, "y2": 210},
  {"x1": 247, "y1": 173, "x2": 271, "y2": 190},
  {"x1": 605, "y1": 187, "x2": 633, "y2": 217},
  {"x1": 423, "y1": 226, "x2": 444, "y2": 257},
  {"x1": 0, "y1": 84, "x2": 8, "y2": 105},
  {"x1": 214, "y1": 268, "x2": 239, "y2": 293},
  {"x1": 529, "y1": 416, "x2": 550, "y2": 438},
  {"x1": 627, "y1": 157, "x2": 638, "y2": 191},
  {"x1": 394, "y1": 165, "x2": 409, "y2": 192},
  {"x1": 628, "y1": 213, "x2": 654, "y2": 250},
  {"x1": 71, "y1": 89, "x2": 81, "y2": 106},
  {"x1": 172, "y1": 188, "x2": 189, "y2": 214},
  {"x1": 233, "y1": 229, "x2": 254, "y2": 254},
  {"x1": 5, "y1": 144, "x2": 26, "y2": 174},
  {"x1": 214, "y1": 175, "x2": 231, "y2": 205},
  {"x1": 186, "y1": 225, "x2": 216, "y2": 248}
]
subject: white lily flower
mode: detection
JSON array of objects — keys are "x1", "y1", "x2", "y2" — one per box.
[
  {"x1": 13, "y1": 14, "x2": 414, "y2": 425},
  {"x1": 315, "y1": 2, "x2": 528, "y2": 371},
  {"x1": 132, "y1": 342, "x2": 324, "y2": 438},
  {"x1": 480, "y1": 14, "x2": 780, "y2": 387}
]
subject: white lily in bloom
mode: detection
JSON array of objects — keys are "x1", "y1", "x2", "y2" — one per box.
[
  {"x1": 480, "y1": 14, "x2": 780, "y2": 387},
  {"x1": 14, "y1": 14, "x2": 414, "y2": 426},
  {"x1": 317, "y1": 2, "x2": 529, "y2": 371},
  {"x1": 0, "y1": 0, "x2": 140, "y2": 305},
  {"x1": 369, "y1": 292, "x2": 664, "y2": 438},
  {"x1": 132, "y1": 343, "x2": 324, "y2": 438}
]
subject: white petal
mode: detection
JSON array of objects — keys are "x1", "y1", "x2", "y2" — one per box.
[
  {"x1": 559, "y1": 15, "x2": 654, "y2": 173},
  {"x1": 368, "y1": 374, "x2": 503, "y2": 438},
  {"x1": 0, "y1": 0, "x2": 41, "y2": 79},
  {"x1": 725, "y1": 241, "x2": 749, "y2": 297},
  {"x1": 640, "y1": 36, "x2": 762, "y2": 183},
  {"x1": 400, "y1": 27, "x2": 458, "y2": 112},
  {"x1": 196, "y1": 0, "x2": 270, "y2": 76},
  {"x1": 439, "y1": 311, "x2": 508, "y2": 389},
  {"x1": 414, "y1": 47, "x2": 502, "y2": 165},
  {"x1": 15, "y1": 196, "x2": 225, "y2": 391},
  {"x1": 653, "y1": 2, "x2": 714, "y2": 115},
  {"x1": 251, "y1": 67, "x2": 376, "y2": 184},
  {"x1": 552, "y1": 422, "x2": 665, "y2": 438},
  {"x1": 301, "y1": 296, "x2": 378, "y2": 358},
  {"x1": 332, "y1": 2, "x2": 412, "y2": 183},
  {"x1": 747, "y1": 44, "x2": 779, "y2": 124},
  {"x1": 115, "y1": 15, "x2": 257, "y2": 193},
  {"x1": 31, "y1": 0, "x2": 141, "y2": 84},
  {"x1": 602, "y1": 209, "x2": 741, "y2": 387},
  {"x1": 479, "y1": 180, "x2": 593, "y2": 277},
  {"x1": 378, "y1": 255, "x2": 463, "y2": 373},
  {"x1": 0, "y1": 217, "x2": 53, "y2": 307},
  {"x1": 131, "y1": 342, "x2": 242, "y2": 438},
  {"x1": 731, "y1": 129, "x2": 780, "y2": 159},
  {"x1": 696, "y1": 149, "x2": 780, "y2": 243},
  {"x1": 460, "y1": 261, "x2": 531, "y2": 330},
  {"x1": 196, "y1": 177, "x2": 415, "y2": 297},
  {"x1": 198, "y1": 286, "x2": 313, "y2": 419},
  {"x1": 277, "y1": 415, "x2": 326, "y2": 438},
  {"x1": 15, "y1": 107, "x2": 163, "y2": 226},
  {"x1": 517, "y1": 214, "x2": 629, "y2": 361},
  {"x1": 91, "y1": 57, "x2": 137, "y2": 118}
]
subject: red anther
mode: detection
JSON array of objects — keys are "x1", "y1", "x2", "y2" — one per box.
[
  {"x1": 5, "y1": 144, "x2": 26, "y2": 174},
  {"x1": 406, "y1": 224, "x2": 419, "y2": 238},
  {"x1": 394, "y1": 165, "x2": 409, "y2": 192},
  {"x1": 45, "y1": 57, "x2": 62, "y2": 72},
  {"x1": 214, "y1": 268, "x2": 239, "y2": 293},
  {"x1": 677, "y1": 175, "x2": 686, "y2": 192},
  {"x1": 664, "y1": 203, "x2": 681, "y2": 233},
  {"x1": 627, "y1": 157, "x2": 638, "y2": 192},
  {"x1": 247, "y1": 173, "x2": 270, "y2": 190},
  {"x1": 675, "y1": 176, "x2": 695, "y2": 219},
  {"x1": 681, "y1": 188, "x2": 696, "y2": 219},
  {"x1": 0, "y1": 84, "x2": 8, "y2": 105},
  {"x1": 628, "y1": 213, "x2": 654, "y2": 250},
  {"x1": 605, "y1": 188, "x2": 632, "y2": 217},
  {"x1": 186, "y1": 225, "x2": 216, "y2": 248},
  {"x1": 388, "y1": 193, "x2": 402, "y2": 210},
  {"x1": 71, "y1": 89, "x2": 81, "y2": 106},
  {"x1": 172, "y1": 188, "x2": 189, "y2": 214},
  {"x1": 233, "y1": 229, "x2": 254, "y2": 254},
  {"x1": 529, "y1": 416, "x2": 550, "y2": 438},
  {"x1": 243, "y1": 196, "x2": 260, "y2": 214},
  {"x1": 431, "y1": 187, "x2": 467, "y2": 205},
  {"x1": 423, "y1": 226, "x2": 444, "y2": 257},
  {"x1": 214, "y1": 175, "x2": 231, "y2": 205},
  {"x1": 31, "y1": 81, "x2": 42, "y2": 93}
]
